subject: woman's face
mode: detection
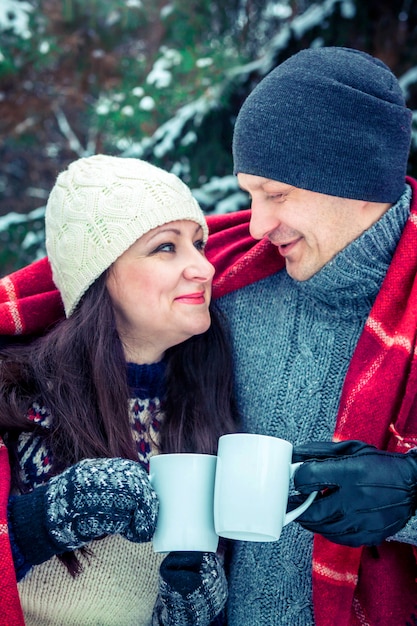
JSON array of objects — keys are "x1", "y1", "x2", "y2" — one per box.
[{"x1": 106, "y1": 219, "x2": 214, "y2": 364}]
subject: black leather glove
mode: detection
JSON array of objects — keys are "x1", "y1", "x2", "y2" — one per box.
[
  {"x1": 8, "y1": 457, "x2": 159, "y2": 567},
  {"x1": 152, "y1": 551, "x2": 227, "y2": 626},
  {"x1": 290, "y1": 440, "x2": 417, "y2": 547}
]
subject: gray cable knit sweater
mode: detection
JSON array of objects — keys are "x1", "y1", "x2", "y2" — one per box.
[{"x1": 216, "y1": 185, "x2": 414, "y2": 625}]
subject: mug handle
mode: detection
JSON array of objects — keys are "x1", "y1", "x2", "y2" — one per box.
[{"x1": 284, "y1": 462, "x2": 317, "y2": 526}]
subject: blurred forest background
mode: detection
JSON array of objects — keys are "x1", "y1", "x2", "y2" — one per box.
[{"x1": 1, "y1": 0, "x2": 417, "y2": 275}]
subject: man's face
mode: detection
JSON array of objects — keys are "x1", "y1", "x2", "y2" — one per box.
[{"x1": 238, "y1": 174, "x2": 389, "y2": 281}]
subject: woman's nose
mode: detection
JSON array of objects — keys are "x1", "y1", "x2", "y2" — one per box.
[{"x1": 184, "y1": 252, "x2": 215, "y2": 282}]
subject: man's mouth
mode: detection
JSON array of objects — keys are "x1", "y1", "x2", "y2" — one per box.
[{"x1": 275, "y1": 238, "x2": 301, "y2": 256}]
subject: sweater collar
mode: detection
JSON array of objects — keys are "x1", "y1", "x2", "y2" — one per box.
[
  {"x1": 126, "y1": 360, "x2": 166, "y2": 399},
  {"x1": 295, "y1": 184, "x2": 411, "y2": 311}
]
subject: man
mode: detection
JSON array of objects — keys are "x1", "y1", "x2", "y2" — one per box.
[{"x1": 206, "y1": 47, "x2": 417, "y2": 625}]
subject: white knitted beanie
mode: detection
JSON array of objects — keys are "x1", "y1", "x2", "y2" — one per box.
[{"x1": 45, "y1": 154, "x2": 209, "y2": 317}]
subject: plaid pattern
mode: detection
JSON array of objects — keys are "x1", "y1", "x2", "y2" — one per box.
[
  {"x1": 0, "y1": 440, "x2": 25, "y2": 625},
  {"x1": 0, "y1": 257, "x2": 64, "y2": 336},
  {"x1": 1, "y1": 178, "x2": 417, "y2": 624}
]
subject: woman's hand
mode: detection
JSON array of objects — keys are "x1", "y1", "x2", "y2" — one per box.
[{"x1": 8, "y1": 457, "x2": 158, "y2": 568}]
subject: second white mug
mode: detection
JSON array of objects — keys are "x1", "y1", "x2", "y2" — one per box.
[{"x1": 214, "y1": 433, "x2": 316, "y2": 542}]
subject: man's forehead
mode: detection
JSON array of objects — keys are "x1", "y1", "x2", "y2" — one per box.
[{"x1": 237, "y1": 173, "x2": 292, "y2": 192}]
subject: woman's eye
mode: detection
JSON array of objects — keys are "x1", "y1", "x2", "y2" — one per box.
[
  {"x1": 153, "y1": 242, "x2": 175, "y2": 253},
  {"x1": 194, "y1": 239, "x2": 206, "y2": 252}
]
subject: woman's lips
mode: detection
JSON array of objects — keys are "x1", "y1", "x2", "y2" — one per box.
[{"x1": 175, "y1": 292, "x2": 206, "y2": 304}]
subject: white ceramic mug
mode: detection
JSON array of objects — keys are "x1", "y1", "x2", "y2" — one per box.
[
  {"x1": 214, "y1": 433, "x2": 316, "y2": 542},
  {"x1": 149, "y1": 453, "x2": 219, "y2": 553}
]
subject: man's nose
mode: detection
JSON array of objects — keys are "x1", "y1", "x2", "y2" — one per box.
[{"x1": 249, "y1": 203, "x2": 280, "y2": 240}]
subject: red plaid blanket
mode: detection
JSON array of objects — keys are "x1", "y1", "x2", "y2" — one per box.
[{"x1": 2, "y1": 178, "x2": 417, "y2": 624}]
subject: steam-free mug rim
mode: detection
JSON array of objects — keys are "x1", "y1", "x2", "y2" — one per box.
[
  {"x1": 150, "y1": 451, "x2": 218, "y2": 463},
  {"x1": 218, "y1": 432, "x2": 293, "y2": 447}
]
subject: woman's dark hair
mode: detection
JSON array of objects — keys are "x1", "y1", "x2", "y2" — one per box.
[
  {"x1": 0, "y1": 271, "x2": 238, "y2": 575},
  {"x1": 0, "y1": 272, "x2": 238, "y2": 467}
]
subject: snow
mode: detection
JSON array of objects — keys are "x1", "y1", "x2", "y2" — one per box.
[
  {"x1": 0, "y1": 0, "x2": 33, "y2": 38},
  {"x1": 0, "y1": 206, "x2": 45, "y2": 231},
  {"x1": 139, "y1": 96, "x2": 155, "y2": 111},
  {"x1": 399, "y1": 67, "x2": 417, "y2": 99},
  {"x1": 192, "y1": 176, "x2": 249, "y2": 214},
  {"x1": 147, "y1": 49, "x2": 182, "y2": 89}
]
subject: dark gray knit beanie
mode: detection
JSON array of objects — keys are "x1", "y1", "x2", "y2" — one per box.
[{"x1": 233, "y1": 47, "x2": 412, "y2": 202}]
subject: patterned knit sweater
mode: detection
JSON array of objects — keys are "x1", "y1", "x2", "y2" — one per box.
[
  {"x1": 215, "y1": 185, "x2": 417, "y2": 625},
  {"x1": 11, "y1": 361, "x2": 166, "y2": 626}
]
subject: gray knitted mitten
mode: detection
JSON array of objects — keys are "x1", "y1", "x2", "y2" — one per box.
[
  {"x1": 9, "y1": 457, "x2": 158, "y2": 565},
  {"x1": 152, "y1": 552, "x2": 228, "y2": 626}
]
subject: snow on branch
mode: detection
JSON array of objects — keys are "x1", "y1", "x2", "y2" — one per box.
[
  {"x1": 0, "y1": 0, "x2": 33, "y2": 37},
  {"x1": 53, "y1": 106, "x2": 92, "y2": 158}
]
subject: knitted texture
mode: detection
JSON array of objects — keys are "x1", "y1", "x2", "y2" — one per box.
[
  {"x1": 130, "y1": 396, "x2": 163, "y2": 471},
  {"x1": 18, "y1": 536, "x2": 164, "y2": 626},
  {"x1": 47, "y1": 458, "x2": 158, "y2": 547},
  {"x1": 208, "y1": 184, "x2": 417, "y2": 625},
  {"x1": 7, "y1": 366, "x2": 228, "y2": 625},
  {"x1": 10, "y1": 457, "x2": 158, "y2": 567},
  {"x1": 153, "y1": 552, "x2": 228, "y2": 626},
  {"x1": 45, "y1": 154, "x2": 208, "y2": 316},
  {"x1": 11, "y1": 364, "x2": 164, "y2": 499},
  {"x1": 7, "y1": 363, "x2": 163, "y2": 579},
  {"x1": 214, "y1": 221, "x2": 396, "y2": 624},
  {"x1": 8, "y1": 367, "x2": 165, "y2": 624},
  {"x1": 233, "y1": 47, "x2": 412, "y2": 202}
]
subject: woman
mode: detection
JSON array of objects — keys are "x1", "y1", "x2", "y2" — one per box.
[{"x1": 0, "y1": 155, "x2": 237, "y2": 626}]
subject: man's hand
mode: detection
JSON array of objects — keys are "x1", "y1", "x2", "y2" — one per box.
[{"x1": 290, "y1": 440, "x2": 417, "y2": 547}]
